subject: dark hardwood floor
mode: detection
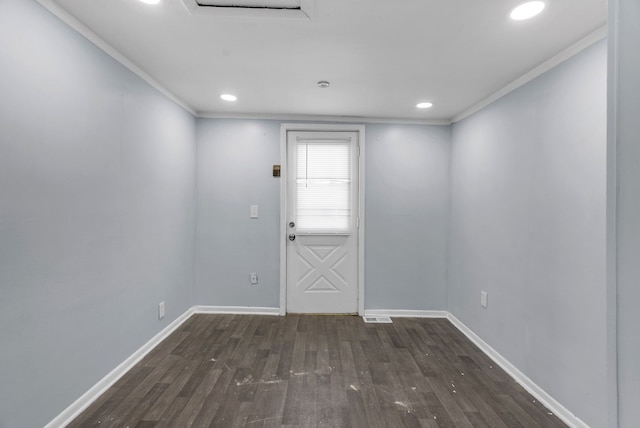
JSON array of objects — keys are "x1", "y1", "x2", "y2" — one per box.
[{"x1": 68, "y1": 315, "x2": 567, "y2": 427}]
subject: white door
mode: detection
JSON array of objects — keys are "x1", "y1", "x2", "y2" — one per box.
[{"x1": 286, "y1": 131, "x2": 359, "y2": 314}]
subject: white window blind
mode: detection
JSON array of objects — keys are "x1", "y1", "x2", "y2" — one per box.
[{"x1": 296, "y1": 141, "x2": 351, "y2": 232}]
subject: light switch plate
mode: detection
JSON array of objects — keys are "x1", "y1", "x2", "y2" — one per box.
[
  {"x1": 250, "y1": 205, "x2": 258, "y2": 218},
  {"x1": 480, "y1": 291, "x2": 488, "y2": 308}
]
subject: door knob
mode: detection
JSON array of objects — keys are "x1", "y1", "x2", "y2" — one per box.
[{"x1": 288, "y1": 233, "x2": 296, "y2": 241}]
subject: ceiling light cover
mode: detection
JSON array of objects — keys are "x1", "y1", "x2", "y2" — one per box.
[
  {"x1": 416, "y1": 102, "x2": 433, "y2": 109},
  {"x1": 139, "y1": 0, "x2": 161, "y2": 4},
  {"x1": 510, "y1": 1, "x2": 545, "y2": 20},
  {"x1": 317, "y1": 81, "x2": 330, "y2": 88},
  {"x1": 220, "y1": 94, "x2": 237, "y2": 101}
]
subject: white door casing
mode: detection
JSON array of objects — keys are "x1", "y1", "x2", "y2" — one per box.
[{"x1": 280, "y1": 125, "x2": 365, "y2": 314}]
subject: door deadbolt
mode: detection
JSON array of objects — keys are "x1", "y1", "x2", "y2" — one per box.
[{"x1": 289, "y1": 221, "x2": 295, "y2": 228}]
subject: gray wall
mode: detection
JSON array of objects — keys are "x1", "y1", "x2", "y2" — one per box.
[
  {"x1": 195, "y1": 120, "x2": 450, "y2": 311},
  {"x1": 0, "y1": 1, "x2": 196, "y2": 427},
  {"x1": 195, "y1": 119, "x2": 282, "y2": 307},
  {"x1": 610, "y1": 0, "x2": 640, "y2": 425},
  {"x1": 365, "y1": 124, "x2": 450, "y2": 310},
  {"x1": 0, "y1": 1, "x2": 615, "y2": 426},
  {"x1": 448, "y1": 40, "x2": 607, "y2": 427}
]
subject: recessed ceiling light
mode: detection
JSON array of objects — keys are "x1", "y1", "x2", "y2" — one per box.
[
  {"x1": 317, "y1": 81, "x2": 330, "y2": 88},
  {"x1": 510, "y1": 1, "x2": 545, "y2": 20},
  {"x1": 139, "y1": 0, "x2": 161, "y2": 4},
  {"x1": 220, "y1": 94, "x2": 237, "y2": 101},
  {"x1": 416, "y1": 102, "x2": 433, "y2": 109}
]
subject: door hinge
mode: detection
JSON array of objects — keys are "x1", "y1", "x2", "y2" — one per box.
[{"x1": 356, "y1": 217, "x2": 360, "y2": 228}]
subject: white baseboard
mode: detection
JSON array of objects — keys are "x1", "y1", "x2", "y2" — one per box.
[
  {"x1": 446, "y1": 313, "x2": 589, "y2": 428},
  {"x1": 364, "y1": 309, "x2": 448, "y2": 318},
  {"x1": 193, "y1": 305, "x2": 281, "y2": 316},
  {"x1": 45, "y1": 307, "x2": 195, "y2": 428},
  {"x1": 47, "y1": 306, "x2": 588, "y2": 428}
]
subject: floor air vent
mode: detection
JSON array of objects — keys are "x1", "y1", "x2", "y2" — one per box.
[
  {"x1": 181, "y1": 0, "x2": 313, "y2": 18},
  {"x1": 363, "y1": 316, "x2": 393, "y2": 324}
]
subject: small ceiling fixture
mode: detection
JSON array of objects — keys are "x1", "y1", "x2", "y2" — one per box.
[
  {"x1": 416, "y1": 102, "x2": 433, "y2": 109},
  {"x1": 220, "y1": 94, "x2": 237, "y2": 101},
  {"x1": 510, "y1": 1, "x2": 545, "y2": 20},
  {"x1": 317, "y1": 81, "x2": 330, "y2": 88},
  {"x1": 139, "y1": 0, "x2": 161, "y2": 4}
]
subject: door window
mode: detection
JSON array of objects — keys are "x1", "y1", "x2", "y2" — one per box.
[{"x1": 295, "y1": 140, "x2": 352, "y2": 233}]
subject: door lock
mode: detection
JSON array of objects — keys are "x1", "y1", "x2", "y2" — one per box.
[
  {"x1": 288, "y1": 233, "x2": 296, "y2": 241},
  {"x1": 289, "y1": 221, "x2": 295, "y2": 228}
]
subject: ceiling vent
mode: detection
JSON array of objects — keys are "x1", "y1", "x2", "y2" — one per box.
[{"x1": 181, "y1": 0, "x2": 313, "y2": 19}]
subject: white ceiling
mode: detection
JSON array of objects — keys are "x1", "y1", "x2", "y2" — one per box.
[{"x1": 40, "y1": 0, "x2": 606, "y2": 123}]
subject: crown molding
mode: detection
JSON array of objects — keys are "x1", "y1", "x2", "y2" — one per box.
[
  {"x1": 34, "y1": 0, "x2": 196, "y2": 116},
  {"x1": 452, "y1": 24, "x2": 608, "y2": 124},
  {"x1": 32, "y1": 1, "x2": 606, "y2": 128},
  {"x1": 196, "y1": 111, "x2": 452, "y2": 126}
]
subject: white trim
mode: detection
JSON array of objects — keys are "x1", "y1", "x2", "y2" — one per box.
[
  {"x1": 357, "y1": 127, "x2": 366, "y2": 316},
  {"x1": 34, "y1": 0, "x2": 196, "y2": 116},
  {"x1": 364, "y1": 309, "x2": 448, "y2": 318},
  {"x1": 279, "y1": 125, "x2": 288, "y2": 316},
  {"x1": 46, "y1": 305, "x2": 280, "y2": 426},
  {"x1": 447, "y1": 313, "x2": 590, "y2": 428},
  {"x1": 605, "y1": 3, "x2": 619, "y2": 427},
  {"x1": 452, "y1": 25, "x2": 608, "y2": 123},
  {"x1": 47, "y1": 307, "x2": 591, "y2": 428},
  {"x1": 198, "y1": 112, "x2": 451, "y2": 126},
  {"x1": 193, "y1": 305, "x2": 281, "y2": 315},
  {"x1": 45, "y1": 307, "x2": 195, "y2": 428},
  {"x1": 362, "y1": 315, "x2": 393, "y2": 323},
  {"x1": 31, "y1": 0, "x2": 605, "y2": 127},
  {"x1": 280, "y1": 124, "x2": 366, "y2": 316}
]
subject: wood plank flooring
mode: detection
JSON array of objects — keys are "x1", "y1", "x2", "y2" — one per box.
[{"x1": 68, "y1": 315, "x2": 567, "y2": 427}]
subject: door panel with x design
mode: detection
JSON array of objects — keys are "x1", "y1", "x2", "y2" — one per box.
[
  {"x1": 298, "y1": 243, "x2": 347, "y2": 292},
  {"x1": 287, "y1": 235, "x2": 357, "y2": 313}
]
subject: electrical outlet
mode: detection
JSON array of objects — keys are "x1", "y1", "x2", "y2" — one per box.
[
  {"x1": 480, "y1": 291, "x2": 488, "y2": 309},
  {"x1": 158, "y1": 301, "x2": 165, "y2": 319},
  {"x1": 250, "y1": 273, "x2": 258, "y2": 284}
]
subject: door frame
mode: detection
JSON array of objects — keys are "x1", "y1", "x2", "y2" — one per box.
[{"x1": 279, "y1": 123, "x2": 365, "y2": 316}]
